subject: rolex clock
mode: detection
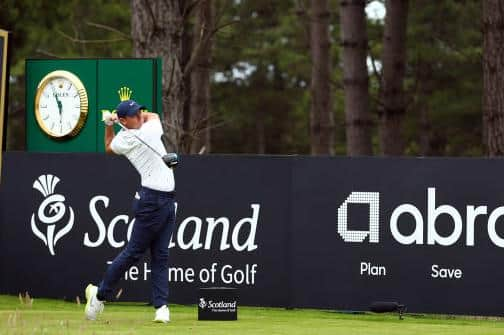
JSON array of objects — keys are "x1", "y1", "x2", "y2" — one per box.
[{"x1": 34, "y1": 70, "x2": 88, "y2": 139}]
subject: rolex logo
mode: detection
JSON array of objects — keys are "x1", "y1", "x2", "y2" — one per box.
[
  {"x1": 101, "y1": 86, "x2": 136, "y2": 117},
  {"x1": 118, "y1": 86, "x2": 133, "y2": 101}
]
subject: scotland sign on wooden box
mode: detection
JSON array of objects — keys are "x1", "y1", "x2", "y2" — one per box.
[{"x1": 198, "y1": 287, "x2": 238, "y2": 321}]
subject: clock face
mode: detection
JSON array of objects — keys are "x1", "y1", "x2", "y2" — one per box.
[{"x1": 35, "y1": 70, "x2": 88, "y2": 139}]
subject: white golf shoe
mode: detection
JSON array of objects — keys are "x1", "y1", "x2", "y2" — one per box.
[
  {"x1": 154, "y1": 305, "x2": 170, "y2": 323},
  {"x1": 85, "y1": 284, "x2": 104, "y2": 320}
]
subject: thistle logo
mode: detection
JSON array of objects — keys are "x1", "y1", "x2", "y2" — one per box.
[
  {"x1": 199, "y1": 298, "x2": 207, "y2": 309},
  {"x1": 30, "y1": 175, "x2": 75, "y2": 256}
]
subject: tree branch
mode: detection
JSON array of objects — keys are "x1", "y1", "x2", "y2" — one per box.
[
  {"x1": 213, "y1": 0, "x2": 232, "y2": 27},
  {"x1": 36, "y1": 49, "x2": 61, "y2": 58},
  {"x1": 210, "y1": 19, "x2": 239, "y2": 35},
  {"x1": 183, "y1": 20, "x2": 239, "y2": 78},
  {"x1": 85, "y1": 21, "x2": 130, "y2": 39},
  {"x1": 56, "y1": 29, "x2": 128, "y2": 44},
  {"x1": 183, "y1": 0, "x2": 201, "y2": 19},
  {"x1": 143, "y1": 0, "x2": 158, "y2": 29},
  {"x1": 368, "y1": 47, "x2": 382, "y2": 83}
]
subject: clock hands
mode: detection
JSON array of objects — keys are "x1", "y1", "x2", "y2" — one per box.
[{"x1": 51, "y1": 83, "x2": 64, "y2": 126}]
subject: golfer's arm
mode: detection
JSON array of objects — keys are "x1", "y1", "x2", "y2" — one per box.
[
  {"x1": 105, "y1": 125, "x2": 115, "y2": 154},
  {"x1": 142, "y1": 111, "x2": 160, "y2": 122}
]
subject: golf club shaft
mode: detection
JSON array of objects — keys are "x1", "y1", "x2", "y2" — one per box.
[{"x1": 114, "y1": 121, "x2": 164, "y2": 158}]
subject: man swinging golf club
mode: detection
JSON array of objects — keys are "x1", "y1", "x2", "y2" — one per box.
[{"x1": 84, "y1": 99, "x2": 177, "y2": 323}]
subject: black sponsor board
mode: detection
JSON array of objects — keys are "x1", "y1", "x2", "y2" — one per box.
[
  {"x1": 0, "y1": 153, "x2": 290, "y2": 307},
  {"x1": 198, "y1": 287, "x2": 238, "y2": 320},
  {"x1": 289, "y1": 157, "x2": 504, "y2": 315},
  {"x1": 2, "y1": 153, "x2": 504, "y2": 315}
]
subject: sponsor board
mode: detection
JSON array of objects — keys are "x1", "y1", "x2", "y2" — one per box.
[
  {"x1": 0, "y1": 153, "x2": 289, "y2": 308},
  {"x1": 2, "y1": 153, "x2": 504, "y2": 315},
  {"x1": 198, "y1": 288, "x2": 238, "y2": 320}
]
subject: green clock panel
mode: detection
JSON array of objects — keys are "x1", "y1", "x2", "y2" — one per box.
[
  {"x1": 26, "y1": 58, "x2": 162, "y2": 153},
  {"x1": 96, "y1": 59, "x2": 159, "y2": 153},
  {"x1": 26, "y1": 59, "x2": 97, "y2": 152}
]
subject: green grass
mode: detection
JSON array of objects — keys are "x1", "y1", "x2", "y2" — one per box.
[{"x1": 1, "y1": 295, "x2": 504, "y2": 335}]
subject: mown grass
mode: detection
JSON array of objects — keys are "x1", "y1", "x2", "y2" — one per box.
[{"x1": 1, "y1": 294, "x2": 504, "y2": 334}]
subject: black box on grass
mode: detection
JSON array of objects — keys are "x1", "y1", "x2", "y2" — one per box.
[{"x1": 198, "y1": 287, "x2": 238, "y2": 321}]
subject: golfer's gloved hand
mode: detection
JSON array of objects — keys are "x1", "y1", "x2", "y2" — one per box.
[
  {"x1": 102, "y1": 111, "x2": 117, "y2": 126},
  {"x1": 162, "y1": 153, "x2": 179, "y2": 169}
]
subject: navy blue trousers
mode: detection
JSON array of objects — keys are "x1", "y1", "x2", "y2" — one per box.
[{"x1": 97, "y1": 187, "x2": 176, "y2": 308}]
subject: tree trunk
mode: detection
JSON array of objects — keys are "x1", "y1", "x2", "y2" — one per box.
[
  {"x1": 483, "y1": 0, "x2": 504, "y2": 156},
  {"x1": 190, "y1": 0, "x2": 214, "y2": 154},
  {"x1": 378, "y1": 0, "x2": 409, "y2": 155},
  {"x1": 339, "y1": 0, "x2": 372, "y2": 155},
  {"x1": 416, "y1": 61, "x2": 433, "y2": 156},
  {"x1": 131, "y1": 0, "x2": 185, "y2": 152},
  {"x1": 310, "y1": 0, "x2": 334, "y2": 155},
  {"x1": 181, "y1": 19, "x2": 193, "y2": 153}
]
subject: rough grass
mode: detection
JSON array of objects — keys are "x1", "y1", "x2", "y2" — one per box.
[{"x1": 1, "y1": 294, "x2": 504, "y2": 335}]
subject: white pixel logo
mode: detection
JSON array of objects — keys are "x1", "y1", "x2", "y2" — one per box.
[{"x1": 337, "y1": 192, "x2": 379, "y2": 243}]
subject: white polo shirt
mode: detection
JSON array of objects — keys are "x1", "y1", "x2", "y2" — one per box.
[{"x1": 110, "y1": 119, "x2": 175, "y2": 192}]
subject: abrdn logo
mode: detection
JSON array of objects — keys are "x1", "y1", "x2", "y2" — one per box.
[
  {"x1": 338, "y1": 187, "x2": 504, "y2": 248},
  {"x1": 31, "y1": 175, "x2": 74, "y2": 256}
]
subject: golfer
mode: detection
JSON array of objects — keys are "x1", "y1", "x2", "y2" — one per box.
[{"x1": 84, "y1": 100, "x2": 176, "y2": 323}]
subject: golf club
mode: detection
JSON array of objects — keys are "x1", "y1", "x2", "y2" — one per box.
[{"x1": 114, "y1": 120, "x2": 178, "y2": 168}]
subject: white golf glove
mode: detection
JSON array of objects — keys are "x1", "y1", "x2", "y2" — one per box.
[{"x1": 102, "y1": 110, "x2": 116, "y2": 126}]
